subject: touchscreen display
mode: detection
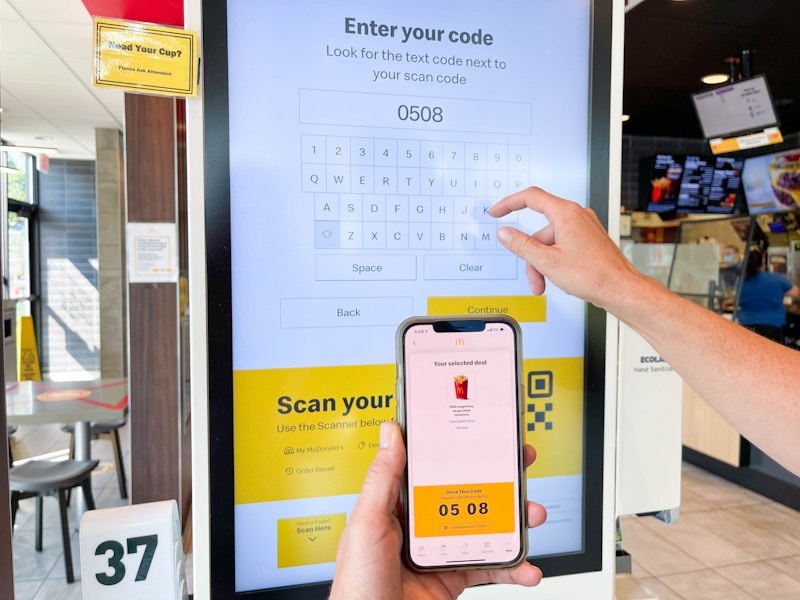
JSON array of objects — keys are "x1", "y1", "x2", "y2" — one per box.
[
  {"x1": 402, "y1": 322, "x2": 523, "y2": 567},
  {"x1": 219, "y1": 0, "x2": 596, "y2": 593}
]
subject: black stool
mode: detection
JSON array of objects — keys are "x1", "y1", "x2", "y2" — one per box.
[
  {"x1": 62, "y1": 418, "x2": 127, "y2": 499},
  {"x1": 9, "y1": 459, "x2": 99, "y2": 583}
]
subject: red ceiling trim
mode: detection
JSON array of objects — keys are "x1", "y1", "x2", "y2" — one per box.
[{"x1": 81, "y1": 0, "x2": 184, "y2": 27}]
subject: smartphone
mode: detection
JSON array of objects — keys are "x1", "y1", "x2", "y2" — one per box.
[{"x1": 395, "y1": 315, "x2": 528, "y2": 571}]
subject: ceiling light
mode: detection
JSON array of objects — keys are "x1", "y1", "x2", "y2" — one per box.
[
  {"x1": 621, "y1": 114, "x2": 630, "y2": 122},
  {"x1": 0, "y1": 144, "x2": 59, "y2": 155},
  {"x1": 701, "y1": 73, "x2": 729, "y2": 85}
]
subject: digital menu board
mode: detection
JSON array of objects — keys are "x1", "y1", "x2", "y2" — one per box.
[
  {"x1": 645, "y1": 154, "x2": 742, "y2": 215},
  {"x1": 645, "y1": 153, "x2": 684, "y2": 214},
  {"x1": 677, "y1": 155, "x2": 742, "y2": 214},
  {"x1": 742, "y1": 147, "x2": 800, "y2": 215},
  {"x1": 707, "y1": 156, "x2": 743, "y2": 214},
  {"x1": 203, "y1": 1, "x2": 613, "y2": 597}
]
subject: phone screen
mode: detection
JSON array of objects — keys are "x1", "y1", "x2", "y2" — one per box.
[{"x1": 399, "y1": 318, "x2": 525, "y2": 569}]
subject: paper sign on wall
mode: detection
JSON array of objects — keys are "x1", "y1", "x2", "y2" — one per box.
[
  {"x1": 94, "y1": 17, "x2": 198, "y2": 97},
  {"x1": 127, "y1": 222, "x2": 178, "y2": 283}
]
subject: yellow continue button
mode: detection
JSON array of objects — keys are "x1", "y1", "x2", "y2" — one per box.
[{"x1": 427, "y1": 296, "x2": 546, "y2": 323}]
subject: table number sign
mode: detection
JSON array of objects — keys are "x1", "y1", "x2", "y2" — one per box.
[{"x1": 80, "y1": 500, "x2": 187, "y2": 599}]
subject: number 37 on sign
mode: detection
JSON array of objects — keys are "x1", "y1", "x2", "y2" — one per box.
[{"x1": 80, "y1": 500, "x2": 188, "y2": 599}]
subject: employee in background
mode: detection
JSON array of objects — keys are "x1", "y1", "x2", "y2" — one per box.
[
  {"x1": 719, "y1": 244, "x2": 743, "y2": 301},
  {"x1": 329, "y1": 421, "x2": 546, "y2": 600},
  {"x1": 737, "y1": 246, "x2": 799, "y2": 344}
]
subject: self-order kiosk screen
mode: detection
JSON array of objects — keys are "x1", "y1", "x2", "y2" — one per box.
[{"x1": 227, "y1": 0, "x2": 593, "y2": 592}]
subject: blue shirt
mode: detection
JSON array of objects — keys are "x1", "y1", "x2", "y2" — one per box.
[{"x1": 738, "y1": 271, "x2": 793, "y2": 328}]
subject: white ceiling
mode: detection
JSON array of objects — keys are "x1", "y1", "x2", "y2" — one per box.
[{"x1": 0, "y1": 0, "x2": 125, "y2": 160}]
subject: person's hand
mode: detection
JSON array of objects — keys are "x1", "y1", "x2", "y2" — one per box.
[
  {"x1": 489, "y1": 186, "x2": 640, "y2": 311},
  {"x1": 329, "y1": 421, "x2": 546, "y2": 600}
]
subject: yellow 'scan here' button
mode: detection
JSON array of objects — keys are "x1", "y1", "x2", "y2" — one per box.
[
  {"x1": 277, "y1": 513, "x2": 346, "y2": 568},
  {"x1": 427, "y1": 296, "x2": 546, "y2": 323}
]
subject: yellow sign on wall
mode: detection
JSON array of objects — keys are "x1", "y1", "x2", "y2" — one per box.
[{"x1": 93, "y1": 18, "x2": 198, "y2": 97}]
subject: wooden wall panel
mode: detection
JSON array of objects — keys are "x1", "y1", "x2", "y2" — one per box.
[
  {"x1": 682, "y1": 381, "x2": 742, "y2": 467},
  {"x1": 129, "y1": 283, "x2": 180, "y2": 502},
  {"x1": 125, "y1": 95, "x2": 176, "y2": 222},
  {"x1": 125, "y1": 93, "x2": 181, "y2": 506}
]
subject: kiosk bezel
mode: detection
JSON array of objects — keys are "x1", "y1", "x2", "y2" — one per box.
[{"x1": 201, "y1": 1, "x2": 615, "y2": 597}]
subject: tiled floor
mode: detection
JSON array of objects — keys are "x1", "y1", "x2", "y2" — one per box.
[
  {"x1": 621, "y1": 462, "x2": 800, "y2": 599},
  {"x1": 7, "y1": 425, "x2": 800, "y2": 599}
]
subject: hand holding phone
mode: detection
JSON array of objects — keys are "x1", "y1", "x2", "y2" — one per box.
[
  {"x1": 396, "y1": 316, "x2": 529, "y2": 572},
  {"x1": 329, "y1": 420, "x2": 544, "y2": 600}
]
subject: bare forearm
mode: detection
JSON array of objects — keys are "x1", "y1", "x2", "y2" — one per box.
[
  {"x1": 489, "y1": 187, "x2": 800, "y2": 475},
  {"x1": 609, "y1": 272, "x2": 800, "y2": 475}
]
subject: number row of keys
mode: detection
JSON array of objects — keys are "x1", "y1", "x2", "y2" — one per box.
[{"x1": 302, "y1": 135, "x2": 530, "y2": 170}]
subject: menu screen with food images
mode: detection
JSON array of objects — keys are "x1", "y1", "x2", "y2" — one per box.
[
  {"x1": 645, "y1": 153, "x2": 684, "y2": 213},
  {"x1": 203, "y1": 0, "x2": 612, "y2": 596},
  {"x1": 706, "y1": 156, "x2": 743, "y2": 214},
  {"x1": 743, "y1": 147, "x2": 800, "y2": 215},
  {"x1": 645, "y1": 154, "x2": 742, "y2": 215}
]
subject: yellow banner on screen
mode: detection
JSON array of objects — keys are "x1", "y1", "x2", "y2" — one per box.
[
  {"x1": 233, "y1": 357, "x2": 583, "y2": 504},
  {"x1": 234, "y1": 364, "x2": 396, "y2": 504}
]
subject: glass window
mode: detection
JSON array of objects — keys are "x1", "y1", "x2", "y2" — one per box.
[
  {"x1": 4, "y1": 150, "x2": 36, "y2": 305},
  {"x1": 7, "y1": 212, "x2": 30, "y2": 299},
  {"x1": 4, "y1": 151, "x2": 31, "y2": 204}
]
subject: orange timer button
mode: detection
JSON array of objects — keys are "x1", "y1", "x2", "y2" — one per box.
[{"x1": 413, "y1": 482, "x2": 515, "y2": 538}]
